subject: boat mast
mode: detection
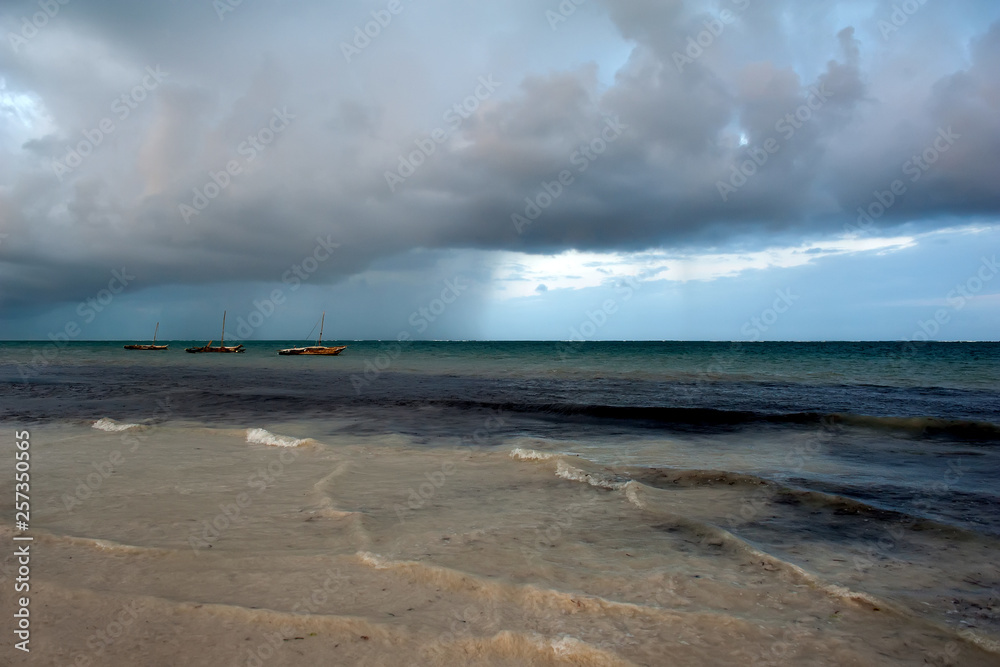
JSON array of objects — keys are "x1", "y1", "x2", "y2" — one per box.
[
  {"x1": 221, "y1": 311, "x2": 227, "y2": 346},
  {"x1": 318, "y1": 312, "x2": 325, "y2": 346},
  {"x1": 153, "y1": 322, "x2": 159, "y2": 343}
]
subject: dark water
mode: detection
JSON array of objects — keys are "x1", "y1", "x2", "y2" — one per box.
[{"x1": 2, "y1": 340, "x2": 998, "y2": 431}]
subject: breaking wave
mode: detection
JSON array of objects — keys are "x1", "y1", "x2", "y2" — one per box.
[
  {"x1": 245, "y1": 428, "x2": 310, "y2": 447},
  {"x1": 510, "y1": 447, "x2": 559, "y2": 461},
  {"x1": 555, "y1": 461, "x2": 628, "y2": 490},
  {"x1": 93, "y1": 417, "x2": 142, "y2": 432}
]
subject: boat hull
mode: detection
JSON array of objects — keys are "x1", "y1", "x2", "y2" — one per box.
[
  {"x1": 277, "y1": 346, "x2": 347, "y2": 356},
  {"x1": 124, "y1": 345, "x2": 169, "y2": 350}
]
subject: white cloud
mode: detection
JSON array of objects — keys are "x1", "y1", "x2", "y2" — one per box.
[{"x1": 489, "y1": 233, "x2": 924, "y2": 299}]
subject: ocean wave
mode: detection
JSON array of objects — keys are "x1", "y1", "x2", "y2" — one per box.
[
  {"x1": 627, "y1": 468, "x2": 774, "y2": 492},
  {"x1": 959, "y1": 630, "x2": 1000, "y2": 657},
  {"x1": 612, "y1": 463, "x2": 973, "y2": 536},
  {"x1": 510, "y1": 445, "x2": 974, "y2": 535},
  {"x1": 830, "y1": 413, "x2": 1000, "y2": 439},
  {"x1": 311, "y1": 506, "x2": 363, "y2": 520},
  {"x1": 358, "y1": 551, "x2": 392, "y2": 569},
  {"x1": 510, "y1": 447, "x2": 558, "y2": 461},
  {"x1": 426, "y1": 400, "x2": 1000, "y2": 440},
  {"x1": 23, "y1": 530, "x2": 171, "y2": 556},
  {"x1": 555, "y1": 461, "x2": 628, "y2": 490},
  {"x1": 245, "y1": 428, "x2": 307, "y2": 447},
  {"x1": 638, "y1": 467, "x2": 981, "y2": 534},
  {"x1": 621, "y1": 481, "x2": 903, "y2": 612},
  {"x1": 353, "y1": 551, "x2": 685, "y2": 619},
  {"x1": 93, "y1": 417, "x2": 141, "y2": 432}
]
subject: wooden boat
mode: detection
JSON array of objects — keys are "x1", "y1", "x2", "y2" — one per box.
[
  {"x1": 185, "y1": 311, "x2": 246, "y2": 354},
  {"x1": 278, "y1": 312, "x2": 346, "y2": 356},
  {"x1": 124, "y1": 322, "x2": 168, "y2": 350}
]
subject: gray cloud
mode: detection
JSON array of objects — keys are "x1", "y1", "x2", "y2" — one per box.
[{"x1": 0, "y1": 0, "x2": 998, "y2": 317}]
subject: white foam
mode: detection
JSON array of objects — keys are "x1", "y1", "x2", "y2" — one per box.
[
  {"x1": 357, "y1": 551, "x2": 391, "y2": 569},
  {"x1": 510, "y1": 447, "x2": 557, "y2": 461},
  {"x1": 56, "y1": 534, "x2": 159, "y2": 555},
  {"x1": 555, "y1": 461, "x2": 627, "y2": 490},
  {"x1": 530, "y1": 634, "x2": 623, "y2": 662},
  {"x1": 93, "y1": 418, "x2": 140, "y2": 432},
  {"x1": 818, "y1": 582, "x2": 891, "y2": 609},
  {"x1": 549, "y1": 636, "x2": 587, "y2": 656},
  {"x1": 623, "y1": 481, "x2": 646, "y2": 508},
  {"x1": 958, "y1": 629, "x2": 1000, "y2": 656},
  {"x1": 245, "y1": 428, "x2": 304, "y2": 448}
]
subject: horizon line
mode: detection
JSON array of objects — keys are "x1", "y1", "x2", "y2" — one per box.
[{"x1": 1, "y1": 339, "x2": 998, "y2": 344}]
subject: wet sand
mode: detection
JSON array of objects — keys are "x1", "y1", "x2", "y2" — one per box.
[{"x1": 2, "y1": 419, "x2": 998, "y2": 665}]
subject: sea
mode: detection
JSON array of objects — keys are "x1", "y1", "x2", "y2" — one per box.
[{"x1": 0, "y1": 340, "x2": 998, "y2": 666}]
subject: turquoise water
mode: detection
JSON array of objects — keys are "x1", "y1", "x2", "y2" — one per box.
[{"x1": 3, "y1": 340, "x2": 999, "y2": 390}]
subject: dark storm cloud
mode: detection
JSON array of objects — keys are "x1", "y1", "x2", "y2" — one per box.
[{"x1": 0, "y1": 0, "x2": 997, "y2": 315}]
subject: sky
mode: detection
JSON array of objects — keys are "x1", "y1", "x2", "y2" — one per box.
[{"x1": 0, "y1": 0, "x2": 998, "y2": 341}]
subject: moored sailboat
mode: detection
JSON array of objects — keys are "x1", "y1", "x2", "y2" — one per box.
[
  {"x1": 278, "y1": 312, "x2": 346, "y2": 356},
  {"x1": 185, "y1": 311, "x2": 246, "y2": 353},
  {"x1": 124, "y1": 322, "x2": 168, "y2": 350}
]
